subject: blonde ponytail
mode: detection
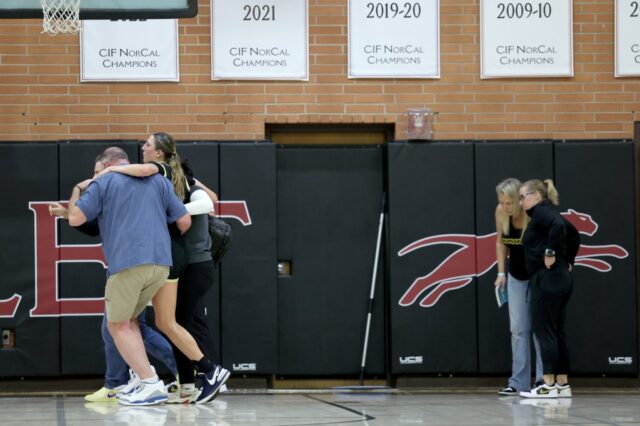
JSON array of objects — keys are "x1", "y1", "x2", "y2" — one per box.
[
  {"x1": 169, "y1": 152, "x2": 186, "y2": 200},
  {"x1": 522, "y1": 178, "x2": 560, "y2": 205},
  {"x1": 544, "y1": 179, "x2": 559, "y2": 205}
]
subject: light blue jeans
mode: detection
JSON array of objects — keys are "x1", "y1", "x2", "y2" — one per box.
[
  {"x1": 507, "y1": 274, "x2": 543, "y2": 392},
  {"x1": 102, "y1": 308, "x2": 177, "y2": 389}
]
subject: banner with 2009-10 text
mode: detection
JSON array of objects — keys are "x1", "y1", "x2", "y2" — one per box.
[
  {"x1": 481, "y1": 0, "x2": 573, "y2": 78},
  {"x1": 349, "y1": 0, "x2": 439, "y2": 78},
  {"x1": 211, "y1": 0, "x2": 308, "y2": 80},
  {"x1": 615, "y1": 0, "x2": 640, "y2": 77},
  {"x1": 80, "y1": 20, "x2": 179, "y2": 82}
]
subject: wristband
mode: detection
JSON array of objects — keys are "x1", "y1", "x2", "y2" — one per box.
[{"x1": 497, "y1": 272, "x2": 505, "y2": 277}]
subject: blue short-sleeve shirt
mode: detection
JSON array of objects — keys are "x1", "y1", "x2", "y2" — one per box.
[{"x1": 76, "y1": 172, "x2": 187, "y2": 274}]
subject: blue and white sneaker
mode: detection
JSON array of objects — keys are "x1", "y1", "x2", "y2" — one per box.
[
  {"x1": 195, "y1": 365, "x2": 230, "y2": 404},
  {"x1": 117, "y1": 379, "x2": 168, "y2": 406},
  {"x1": 116, "y1": 366, "x2": 156, "y2": 399},
  {"x1": 116, "y1": 369, "x2": 140, "y2": 399}
]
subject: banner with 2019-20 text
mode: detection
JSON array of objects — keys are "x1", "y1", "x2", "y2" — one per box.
[{"x1": 349, "y1": 0, "x2": 440, "y2": 78}]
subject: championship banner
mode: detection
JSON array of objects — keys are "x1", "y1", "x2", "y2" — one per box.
[
  {"x1": 480, "y1": 0, "x2": 573, "y2": 78},
  {"x1": 348, "y1": 0, "x2": 439, "y2": 78},
  {"x1": 211, "y1": 0, "x2": 309, "y2": 80},
  {"x1": 615, "y1": 0, "x2": 640, "y2": 76},
  {"x1": 80, "y1": 20, "x2": 179, "y2": 82}
]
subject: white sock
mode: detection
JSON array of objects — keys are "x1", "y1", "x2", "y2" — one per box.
[{"x1": 142, "y1": 374, "x2": 160, "y2": 384}]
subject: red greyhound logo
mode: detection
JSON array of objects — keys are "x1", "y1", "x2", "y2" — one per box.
[{"x1": 398, "y1": 209, "x2": 628, "y2": 308}]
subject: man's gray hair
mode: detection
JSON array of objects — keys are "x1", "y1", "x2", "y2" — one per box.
[{"x1": 97, "y1": 147, "x2": 129, "y2": 165}]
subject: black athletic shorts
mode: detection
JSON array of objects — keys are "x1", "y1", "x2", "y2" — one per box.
[{"x1": 169, "y1": 237, "x2": 187, "y2": 280}]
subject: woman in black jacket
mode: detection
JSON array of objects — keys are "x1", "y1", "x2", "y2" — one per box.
[{"x1": 518, "y1": 179, "x2": 579, "y2": 399}]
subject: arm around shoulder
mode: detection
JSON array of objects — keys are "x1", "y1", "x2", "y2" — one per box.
[{"x1": 103, "y1": 163, "x2": 159, "y2": 177}]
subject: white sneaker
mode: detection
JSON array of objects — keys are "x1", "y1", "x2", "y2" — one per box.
[
  {"x1": 556, "y1": 383, "x2": 572, "y2": 398},
  {"x1": 117, "y1": 366, "x2": 156, "y2": 399},
  {"x1": 118, "y1": 379, "x2": 168, "y2": 406},
  {"x1": 166, "y1": 382, "x2": 201, "y2": 404},
  {"x1": 519, "y1": 382, "x2": 558, "y2": 398},
  {"x1": 116, "y1": 369, "x2": 140, "y2": 399}
]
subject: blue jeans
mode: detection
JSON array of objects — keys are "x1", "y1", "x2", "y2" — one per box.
[
  {"x1": 102, "y1": 309, "x2": 177, "y2": 389},
  {"x1": 507, "y1": 274, "x2": 543, "y2": 391}
]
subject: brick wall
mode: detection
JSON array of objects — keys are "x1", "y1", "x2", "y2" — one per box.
[{"x1": 0, "y1": 0, "x2": 638, "y2": 141}]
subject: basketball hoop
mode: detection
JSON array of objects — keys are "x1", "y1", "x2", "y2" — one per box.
[{"x1": 41, "y1": 0, "x2": 81, "y2": 35}]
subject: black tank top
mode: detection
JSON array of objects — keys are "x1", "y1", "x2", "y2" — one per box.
[
  {"x1": 151, "y1": 161, "x2": 192, "y2": 239},
  {"x1": 501, "y1": 220, "x2": 529, "y2": 280}
]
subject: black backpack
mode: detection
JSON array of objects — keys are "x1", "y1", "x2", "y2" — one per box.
[{"x1": 208, "y1": 215, "x2": 232, "y2": 263}]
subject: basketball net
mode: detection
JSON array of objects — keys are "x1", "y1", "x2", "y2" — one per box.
[{"x1": 41, "y1": 0, "x2": 81, "y2": 35}]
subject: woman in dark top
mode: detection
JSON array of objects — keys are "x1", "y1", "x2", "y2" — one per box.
[
  {"x1": 494, "y1": 178, "x2": 542, "y2": 396},
  {"x1": 518, "y1": 179, "x2": 579, "y2": 399}
]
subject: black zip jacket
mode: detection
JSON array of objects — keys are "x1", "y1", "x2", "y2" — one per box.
[{"x1": 523, "y1": 199, "x2": 568, "y2": 275}]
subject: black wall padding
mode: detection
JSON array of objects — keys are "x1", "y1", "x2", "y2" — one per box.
[
  {"x1": 220, "y1": 143, "x2": 278, "y2": 374},
  {"x1": 554, "y1": 141, "x2": 637, "y2": 374},
  {"x1": 58, "y1": 141, "x2": 140, "y2": 374},
  {"x1": 0, "y1": 143, "x2": 60, "y2": 376},
  {"x1": 474, "y1": 141, "x2": 553, "y2": 374},
  {"x1": 388, "y1": 142, "x2": 477, "y2": 373},
  {"x1": 0, "y1": 140, "x2": 637, "y2": 379},
  {"x1": 177, "y1": 142, "x2": 221, "y2": 363},
  {"x1": 277, "y1": 146, "x2": 385, "y2": 375}
]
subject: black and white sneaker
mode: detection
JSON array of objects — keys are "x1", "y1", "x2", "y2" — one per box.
[
  {"x1": 519, "y1": 382, "x2": 558, "y2": 398},
  {"x1": 556, "y1": 383, "x2": 572, "y2": 398},
  {"x1": 196, "y1": 365, "x2": 230, "y2": 404},
  {"x1": 498, "y1": 386, "x2": 518, "y2": 396}
]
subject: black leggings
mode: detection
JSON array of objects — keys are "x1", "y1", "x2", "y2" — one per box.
[
  {"x1": 530, "y1": 265, "x2": 573, "y2": 375},
  {"x1": 172, "y1": 259, "x2": 219, "y2": 383}
]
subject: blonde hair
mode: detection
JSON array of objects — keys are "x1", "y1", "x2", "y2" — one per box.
[
  {"x1": 522, "y1": 179, "x2": 559, "y2": 205},
  {"x1": 496, "y1": 177, "x2": 528, "y2": 235},
  {"x1": 152, "y1": 132, "x2": 186, "y2": 200}
]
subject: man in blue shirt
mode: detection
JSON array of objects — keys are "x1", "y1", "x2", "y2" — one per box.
[
  {"x1": 69, "y1": 147, "x2": 190, "y2": 406},
  {"x1": 49, "y1": 153, "x2": 179, "y2": 403}
]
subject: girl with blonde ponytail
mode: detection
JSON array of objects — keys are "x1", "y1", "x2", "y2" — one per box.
[
  {"x1": 152, "y1": 132, "x2": 187, "y2": 201},
  {"x1": 518, "y1": 178, "x2": 579, "y2": 399},
  {"x1": 97, "y1": 132, "x2": 228, "y2": 403}
]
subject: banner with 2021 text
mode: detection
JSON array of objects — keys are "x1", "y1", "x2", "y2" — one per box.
[{"x1": 211, "y1": 0, "x2": 309, "y2": 80}]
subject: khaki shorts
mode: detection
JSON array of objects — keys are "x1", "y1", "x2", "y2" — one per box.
[{"x1": 105, "y1": 264, "x2": 169, "y2": 323}]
